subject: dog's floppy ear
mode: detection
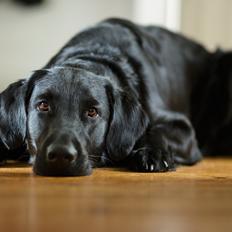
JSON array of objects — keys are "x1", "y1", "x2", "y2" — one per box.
[
  {"x1": 0, "y1": 79, "x2": 28, "y2": 151},
  {"x1": 106, "y1": 86, "x2": 149, "y2": 161}
]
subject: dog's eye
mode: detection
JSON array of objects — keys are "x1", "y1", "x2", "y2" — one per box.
[
  {"x1": 86, "y1": 108, "x2": 98, "y2": 118},
  {"x1": 37, "y1": 101, "x2": 50, "y2": 112}
]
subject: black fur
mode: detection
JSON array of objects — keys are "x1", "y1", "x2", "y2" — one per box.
[{"x1": 0, "y1": 18, "x2": 231, "y2": 176}]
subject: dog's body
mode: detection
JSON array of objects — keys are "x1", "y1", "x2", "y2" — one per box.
[{"x1": 0, "y1": 18, "x2": 231, "y2": 176}]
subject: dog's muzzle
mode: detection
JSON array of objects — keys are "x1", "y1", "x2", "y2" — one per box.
[{"x1": 33, "y1": 132, "x2": 92, "y2": 176}]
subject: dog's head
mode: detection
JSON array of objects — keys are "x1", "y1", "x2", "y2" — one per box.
[{"x1": 0, "y1": 67, "x2": 148, "y2": 176}]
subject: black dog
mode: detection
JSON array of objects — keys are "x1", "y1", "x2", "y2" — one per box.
[{"x1": 0, "y1": 18, "x2": 231, "y2": 176}]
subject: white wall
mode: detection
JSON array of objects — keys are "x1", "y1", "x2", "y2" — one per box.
[
  {"x1": 0, "y1": 0, "x2": 134, "y2": 90},
  {"x1": 181, "y1": 0, "x2": 232, "y2": 50},
  {"x1": 1, "y1": 0, "x2": 232, "y2": 91}
]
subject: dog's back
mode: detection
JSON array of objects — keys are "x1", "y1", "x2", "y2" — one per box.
[
  {"x1": 58, "y1": 18, "x2": 232, "y2": 155},
  {"x1": 46, "y1": 18, "x2": 210, "y2": 116}
]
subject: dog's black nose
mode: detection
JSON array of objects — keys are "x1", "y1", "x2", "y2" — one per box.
[{"x1": 46, "y1": 145, "x2": 77, "y2": 164}]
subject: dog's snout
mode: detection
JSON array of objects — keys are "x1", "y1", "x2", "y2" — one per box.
[
  {"x1": 34, "y1": 132, "x2": 92, "y2": 176},
  {"x1": 46, "y1": 144, "x2": 78, "y2": 164}
]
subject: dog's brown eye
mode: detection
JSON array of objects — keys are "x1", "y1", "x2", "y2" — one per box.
[
  {"x1": 37, "y1": 101, "x2": 50, "y2": 112},
  {"x1": 86, "y1": 108, "x2": 98, "y2": 118}
]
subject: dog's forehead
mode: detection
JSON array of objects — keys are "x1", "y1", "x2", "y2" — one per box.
[{"x1": 32, "y1": 67, "x2": 108, "y2": 102}]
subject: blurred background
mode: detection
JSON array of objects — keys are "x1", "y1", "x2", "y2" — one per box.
[{"x1": 0, "y1": 0, "x2": 232, "y2": 91}]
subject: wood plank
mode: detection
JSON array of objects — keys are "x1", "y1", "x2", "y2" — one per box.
[{"x1": 0, "y1": 158, "x2": 231, "y2": 232}]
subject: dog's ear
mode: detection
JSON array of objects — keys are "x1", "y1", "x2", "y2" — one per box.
[
  {"x1": 106, "y1": 86, "x2": 149, "y2": 161},
  {"x1": 0, "y1": 79, "x2": 28, "y2": 151}
]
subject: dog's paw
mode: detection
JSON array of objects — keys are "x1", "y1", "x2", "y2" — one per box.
[{"x1": 129, "y1": 147, "x2": 175, "y2": 172}]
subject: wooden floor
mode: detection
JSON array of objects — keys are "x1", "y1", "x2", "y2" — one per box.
[{"x1": 0, "y1": 158, "x2": 231, "y2": 232}]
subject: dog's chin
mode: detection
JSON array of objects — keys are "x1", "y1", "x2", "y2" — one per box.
[
  {"x1": 32, "y1": 157, "x2": 93, "y2": 177},
  {"x1": 33, "y1": 164, "x2": 92, "y2": 177}
]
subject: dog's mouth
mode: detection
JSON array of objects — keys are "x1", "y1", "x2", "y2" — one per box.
[
  {"x1": 33, "y1": 155, "x2": 93, "y2": 176},
  {"x1": 33, "y1": 162, "x2": 92, "y2": 176}
]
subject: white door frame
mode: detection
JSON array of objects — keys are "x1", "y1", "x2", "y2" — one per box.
[{"x1": 133, "y1": 0, "x2": 182, "y2": 31}]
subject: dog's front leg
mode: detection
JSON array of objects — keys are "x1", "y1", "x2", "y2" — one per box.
[{"x1": 126, "y1": 111, "x2": 202, "y2": 172}]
